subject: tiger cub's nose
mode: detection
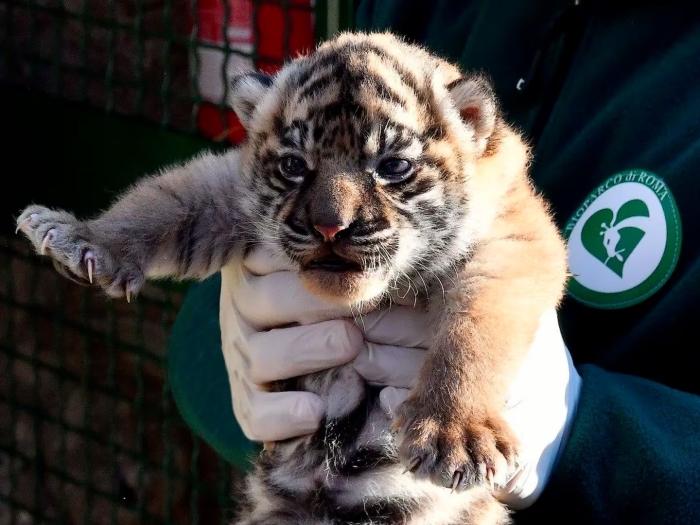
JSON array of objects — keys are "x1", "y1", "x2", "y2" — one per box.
[{"x1": 313, "y1": 224, "x2": 346, "y2": 242}]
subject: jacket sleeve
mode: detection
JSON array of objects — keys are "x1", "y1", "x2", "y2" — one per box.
[{"x1": 516, "y1": 364, "x2": 700, "y2": 525}]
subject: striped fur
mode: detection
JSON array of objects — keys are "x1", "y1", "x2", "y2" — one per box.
[
  {"x1": 16, "y1": 32, "x2": 568, "y2": 524},
  {"x1": 234, "y1": 364, "x2": 509, "y2": 525}
]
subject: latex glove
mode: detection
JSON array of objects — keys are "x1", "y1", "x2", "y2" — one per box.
[
  {"x1": 219, "y1": 246, "x2": 431, "y2": 442},
  {"x1": 357, "y1": 307, "x2": 582, "y2": 510}
]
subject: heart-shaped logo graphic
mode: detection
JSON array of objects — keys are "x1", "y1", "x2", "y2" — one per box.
[
  {"x1": 565, "y1": 170, "x2": 682, "y2": 309},
  {"x1": 580, "y1": 199, "x2": 650, "y2": 277}
]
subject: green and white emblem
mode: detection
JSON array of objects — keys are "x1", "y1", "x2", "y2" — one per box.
[{"x1": 563, "y1": 169, "x2": 682, "y2": 309}]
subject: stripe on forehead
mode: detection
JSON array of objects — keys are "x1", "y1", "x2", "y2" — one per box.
[
  {"x1": 283, "y1": 78, "x2": 342, "y2": 125},
  {"x1": 289, "y1": 88, "x2": 427, "y2": 154},
  {"x1": 363, "y1": 49, "x2": 420, "y2": 111},
  {"x1": 288, "y1": 41, "x2": 427, "y2": 114},
  {"x1": 280, "y1": 120, "x2": 308, "y2": 150},
  {"x1": 363, "y1": 122, "x2": 423, "y2": 158}
]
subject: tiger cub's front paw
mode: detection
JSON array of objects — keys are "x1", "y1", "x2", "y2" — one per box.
[
  {"x1": 16, "y1": 205, "x2": 144, "y2": 300},
  {"x1": 394, "y1": 394, "x2": 519, "y2": 493}
]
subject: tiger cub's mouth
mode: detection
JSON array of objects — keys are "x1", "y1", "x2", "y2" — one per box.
[
  {"x1": 304, "y1": 254, "x2": 362, "y2": 273},
  {"x1": 299, "y1": 250, "x2": 390, "y2": 304}
]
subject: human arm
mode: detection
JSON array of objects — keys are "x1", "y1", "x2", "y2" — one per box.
[{"x1": 514, "y1": 365, "x2": 700, "y2": 524}]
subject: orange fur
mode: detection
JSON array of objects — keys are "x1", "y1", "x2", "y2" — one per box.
[{"x1": 394, "y1": 125, "x2": 568, "y2": 488}]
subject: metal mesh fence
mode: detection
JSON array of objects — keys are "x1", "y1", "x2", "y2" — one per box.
[
  {"x1": 0, "y1": 236, "x2": 235, "y2": 524},
  {"x1": 0, "y1": 0, "x2": 356, "y2": 523},
  {"x1": 0, "y1": 0, "x2": 342, "y2": 142}
]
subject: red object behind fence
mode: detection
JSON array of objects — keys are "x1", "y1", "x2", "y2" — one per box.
[{"x1": 193, "y1": 0, "x2": 315, "y2": 144}]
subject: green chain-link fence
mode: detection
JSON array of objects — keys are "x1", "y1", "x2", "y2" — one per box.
[
  {"x1": 0, "y1": 0, "x2": 356, "y2": 137},
  {"x1": 0, "y1": 0, "x2": 356, "y2": 523},
  {"x1": 0, "y1": 237, "x2": 234, "y2": 524}
]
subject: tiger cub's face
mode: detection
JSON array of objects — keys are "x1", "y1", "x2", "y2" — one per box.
[{"x1": 230, "y1": 32, "x2": 501, "y2": 305}]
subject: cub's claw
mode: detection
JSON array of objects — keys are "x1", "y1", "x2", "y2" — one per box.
[
  {"x1": 15, "y1": 215, "x2": 34, "y2": 234},
  {"x1": 402, "y1": 457, "x2": 421, "y2": 475},
  {"x1": 451, "y1": 471, "x2": 463, "y2": 493},
  {"x1": 40, "y1": 229, "x2": 55, "y2": 255},
  {"x1": 85, "y1": 252, "x2": 95, "y2": 284},
  {"x1": 486, "y1": 466, "x2": 495, "y2": 491}
]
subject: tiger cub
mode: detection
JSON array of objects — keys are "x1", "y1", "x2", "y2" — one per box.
[{"x1": 16, "y1": 31, "x2": 568, "y2": 524}]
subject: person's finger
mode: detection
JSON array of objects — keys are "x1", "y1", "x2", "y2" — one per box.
[
  {"x1": 236, "y1": 390, "x2": 326, "y2": 442},
  {"x1": 246, "y1": 320, "x2": 364, "y2": 383},
  {"x1": 353, "y1": 343, "x2": 425, "y2": 388},
  {"x1": 378, "y1": 387, "x2": 411, "y2": 416},
  {"x1": 230, "y1": 269, "x2": 353, "y2": 329},
  {"x1": 242, "y1": 245, "x2": 296, "y2": 275},
  {"x1": 358, "y1": 306, "x2": 432, "y2": 348}
]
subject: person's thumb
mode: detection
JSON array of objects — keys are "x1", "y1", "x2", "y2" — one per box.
[{"x1": 378, "y1": 387, "x2": 411, "y2": 417}]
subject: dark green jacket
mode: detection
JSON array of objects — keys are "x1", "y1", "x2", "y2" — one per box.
[{"x1": 355, "y1": 0, "x2": 700, "y2": 523}]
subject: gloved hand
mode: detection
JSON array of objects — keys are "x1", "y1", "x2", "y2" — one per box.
[
  {"x1": 220, "y1": 246, "x2": 432, "y2": 442},
  {"x1": 219, "y1": 246, "x2": 356, "y2": 442},
  {"x1": 221, "y1": 246, "x2": 581, "y2": 509}
]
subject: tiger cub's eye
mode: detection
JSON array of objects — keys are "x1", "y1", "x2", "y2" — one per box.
[
  {"x1": 377, "y1": 159, "x2": 413, "y2": 182},
  {"x1": 279, "y1": 156, "x2": 309, "y2": 179}
]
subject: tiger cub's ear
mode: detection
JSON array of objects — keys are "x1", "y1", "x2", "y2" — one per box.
[
  {"x1": 447, "y1": 74, "x2": 499, "y2": 154},
  {"x1": 228, "y1": 71, "x2": 274, "y2": 128}
]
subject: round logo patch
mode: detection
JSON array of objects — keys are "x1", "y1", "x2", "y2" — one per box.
[{"x1": 563, "y1": 169, "x2": 682, "y2": 309}]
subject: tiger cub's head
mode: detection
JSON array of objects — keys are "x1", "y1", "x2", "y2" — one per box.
[{"x1": 230, "y1": 31, "x2": 512, "y2": 305}]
